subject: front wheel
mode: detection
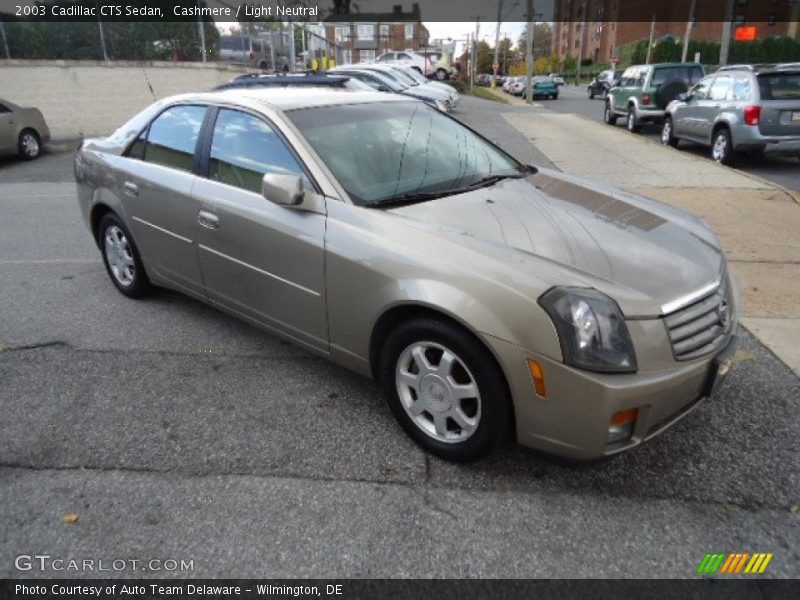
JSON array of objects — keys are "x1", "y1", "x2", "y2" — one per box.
[
  {"x1": 603, "y1": 101, "x2": 618, "y2": 125},
  {"x1": 711, "y1": 128, "x2": 735, "y2": 166},
  {"x1": 98, "y1": 213, "x2": 152, "y2": 298},
  {"x1": 661, "y1": 116, "x2": 679, "y2": 148},
  {"x1": 379, "y1": 318, "x2": 513, "y2": 462}
]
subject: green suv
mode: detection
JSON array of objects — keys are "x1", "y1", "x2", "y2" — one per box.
[{"x1": 604, "y1": 63, "x2": 705, "y2": 133}]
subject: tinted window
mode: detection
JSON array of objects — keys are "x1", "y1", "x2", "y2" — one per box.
[
  {"x1": 209, "y1": 109, "x2": 308, "y2": 194},
  {"x1": 733, "y1": 76, "x2": 752, "y2": 101},
  {"x1": 220, "y1": 37, "x2": 247, "y2": 52},
  {"x1": 758, "y1": 73, "x2": 800, "y2": 100},
  {"x1": 144, "y1": 105, "x2": 206, "y2": 171},
  {"x1": 0, "y1": 103, "x2": 10, "y2": 113},
  {"x1": 288, "y1": 101, "x2": 520, "y2": 206},
  {"x1": 652, "y1": 66, "x2": 704, "y2": 86}
]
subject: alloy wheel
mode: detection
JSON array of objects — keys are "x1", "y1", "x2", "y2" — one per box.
[
  {"x1": 712, "y1": 133, "x2": 727, "y2": 162},
  {"x1": 662, "y1": 120, "x2": 672, "y2": 144},
  {"x1": 20, "y1": 132, "x2": 39, "y2": 158},
  {"x1": 104, "y1": 225, "x2": 135, "y2": 287},
  {"x1": 395, "y1": 341, "x2": 481, "y2": 444}
]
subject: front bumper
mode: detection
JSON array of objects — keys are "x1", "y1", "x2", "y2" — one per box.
[{"x1": 483, "y1": 332, "x2": 737, "y2": 460}]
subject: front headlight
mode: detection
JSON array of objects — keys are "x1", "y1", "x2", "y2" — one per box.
[{"x1": 539, "y1": 287, "x2": 638, "y2": 373}]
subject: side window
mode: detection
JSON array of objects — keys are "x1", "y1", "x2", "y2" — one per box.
[
  {"x1": 0, "y1": 103, "x2": 10, "y2": 113},
  {"x1": 691, "y1": 77, "x2": 713, "y2": 100},
  {"x1": 733, "y1": 76, "x2": 752, "y2": 101},
  {"x1": 209, "y1": 109, "x2": 309, "y2": 194},
  {"x1": 709, "y1": 75, "x2": 734, "y2": 101},
  {"x1": 143, "y1": 105, "x2": 206, "y2": 171}
]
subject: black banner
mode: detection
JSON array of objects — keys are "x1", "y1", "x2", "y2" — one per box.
[{"x1": 2, "y1": 579, "x2": 800, "y2": 600}]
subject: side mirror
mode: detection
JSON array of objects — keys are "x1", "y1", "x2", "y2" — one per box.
[
  {"x1": 677, "y1": 92, "x2": 691, "y2": 102},
  {"x1": 262, "y1": 173, "x2": 304, "y2": 207}
]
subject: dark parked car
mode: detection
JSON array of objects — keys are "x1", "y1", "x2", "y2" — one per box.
[{"x1": 588, "y1": 69, "x2": 623, "y2": 99}]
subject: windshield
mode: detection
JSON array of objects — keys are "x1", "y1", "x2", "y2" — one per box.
[
  {"x1": 369, "y1": 68, "x2": 411, "y2": 89},
  {"x1": 758, "y1": 72, "x2": 800, "y2": 100},
  {"x1": 403, "y1": 68, "x2": 427, "y2": 84},
  {"x1": 340, "y1": 70, "x2": 404, "y2": 92},
  {"x1": 384, "y1": 68, "x2": 419, "y2": 86},
  {"x1": 288, "y1": 101, "x2": 524, "y2": 206}
]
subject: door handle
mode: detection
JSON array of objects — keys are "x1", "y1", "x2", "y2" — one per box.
[
  {"x1": 198, "y1": 210, "x2": 220, "y2": 229},
  {"x1": 123, "y1": 181, "x2": 138, "y2": 196}
]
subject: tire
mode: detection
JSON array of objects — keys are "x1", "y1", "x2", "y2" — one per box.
[
  {"x1": 626, "y1": 106, "x2": 642, "y2": 133},
  {"x1": 379, "y1": 317, "x2": 513, "y2": 462},
  {"x1": 552, "y1": 94, "x2": 558, "y2": 100},
  {"x1": 258, "y1": 61, "x2": 268, "y2": 70},
  {"x1": 711, "y1": 127, "x2": 735, "y2": 166},
  {"x1": 588, "y1": 87, "x2": 595, "y2": 99},
  {"x1": 655, "y1": 79, "x2": 689, "y2": 109},
  {"x1": 18, "y1": 129, "x2": 41, "y2": 160},
  {"x1": 603, "y1": 101, "x2": 618, "y2": 125},
  {"x1": 435, "y1": 68, "x2": 448, "y2": 81},
  {"x1": 98, "y1": 213, "x2": 152, "y2": 298},
  {"x1": 661, "y1": 116, "x2": 679, "y2": 148}
]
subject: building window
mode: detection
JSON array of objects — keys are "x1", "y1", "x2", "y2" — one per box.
[
  {"x1": 379, "y1": 24, "x2": 389, "y2": 40},
  {"x1": 768, "y1": 14, "x2": 776, "y2": 26},
  {"x1": 357, "y1": 24, "x2": 375, "y2": 41},
  {"x1": 341, "y1": 49, "x2": 351, "y2": 64},
  {"x1": 359, "y1": 49, "x2": 375, "y2": 63},
  {"x1": 405, "y1": 23, "x2": 414, "y2": 40},
  {"x1": 335, "y1": 26, "x2": 348, "y2": 43},
  {"x1": 734, "y1": 14, "x2": 746, "y2": 25}
]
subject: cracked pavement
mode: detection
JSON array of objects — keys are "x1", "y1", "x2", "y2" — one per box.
[{"x1": 1, "y1": 97, "x2": 799, "y2": 578}]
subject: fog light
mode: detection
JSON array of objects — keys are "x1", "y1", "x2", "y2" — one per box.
[{"x1": 607, "y1": 408, "x2": 638, "y2": 444}]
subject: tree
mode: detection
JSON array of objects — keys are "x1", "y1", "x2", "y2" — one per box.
[
  {"x1": 534, "y1": 56, "x2": 549, "y2": 74},
  {"x1": 517, "y1": 23, "x2": 553, "y2": 60},
  {"x1": 476, "y1": 40, "x2": 493, "y2": 74},
  {"x1": 496, "y1": 37, "x2": 513, "y2": 74}
]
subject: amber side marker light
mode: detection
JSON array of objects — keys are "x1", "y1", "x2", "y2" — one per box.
[
  {"x1": 607, "y1": 408, "x2": 638, "y2": 444},
  {"x1": 527, "y1": 359, "x2": 546, "y2": 397}
]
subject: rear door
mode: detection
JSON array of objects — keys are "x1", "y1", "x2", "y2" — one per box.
[
  {"x1": 119, "y1": 104, "x2": 209, "y2": 293},
  {"x1": 673, "y1": 76, "x2": 713, "y2": 138},
  {"x1": 191, "y1": 107, "x2": 328, "y2": 350},
  {"x1": 757, "y1": 72, "x2": 800, "y2": 137},
  {"x1": 0, "y1": 102, "x2": 14, "y2": 152}
]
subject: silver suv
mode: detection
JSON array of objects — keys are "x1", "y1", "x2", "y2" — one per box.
[{"x1": 662, "y1": 64, "x2": 800, "y2": 165}]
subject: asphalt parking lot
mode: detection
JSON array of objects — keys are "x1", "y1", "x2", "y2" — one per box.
[{"x1": 1, "y1": 96, "x2": 799, "y2": 578}]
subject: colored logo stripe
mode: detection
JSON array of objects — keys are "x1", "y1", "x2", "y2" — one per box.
[{"x1": 698, "y1": 553, "x2": 773, "y2": 574}]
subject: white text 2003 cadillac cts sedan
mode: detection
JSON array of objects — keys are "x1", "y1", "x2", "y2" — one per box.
[{"x1": 74, "y1": 87, "x2": 739, "y2": 462}]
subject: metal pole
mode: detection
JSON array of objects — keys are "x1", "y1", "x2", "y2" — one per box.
[
  {"x1": 576, "y1": 1, "x2": 585, "y2": 85},
  {"x1": 472, "y1": 18, "x2": 480, "y2": 93},
  {"x1": 0, "y1": 21, "x2": 10, "y2": 59},
  {"x1": 289, "y1": 22, "x2": 296, "y2": 72},
  {"x1": 645, "y1": 14, "x2": 655, "y2": 65},
  {"x1": 492, "y1": 1, "x2": 503, "y2": 89},
  {"x1": 681, "y1": 0, "x2": 697, "y2": 63},
  {"x1": 97, "y1": 0, "x2": 109, "y2": 62},
  {"x1": 525, "y1": 0, "x2": 533, "y2": 103},
  {"x1": 719, "y1": 0, "x2": 734, "y2": 66},
  {"x1": 197, "y1": 5, "x2": 207, "y2": 63}
]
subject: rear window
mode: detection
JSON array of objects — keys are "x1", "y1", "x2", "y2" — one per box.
[
  {"x1": 652, "y1": 66, "x2": 704, "y2": 87},
  {"x1": 758, "y1": 73, "x2": 800, "y2": 100},
  {"x1": 220, "y1": 37, "x2": 247, "y2": 52}
]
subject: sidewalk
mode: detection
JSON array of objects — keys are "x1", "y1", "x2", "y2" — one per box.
[{"x1": 497, "y1": 103, "x2": 800, "y2": 375}]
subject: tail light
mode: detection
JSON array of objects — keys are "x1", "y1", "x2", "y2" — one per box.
[
  {"x1": 641, "y1": 93, "x2": 650, "y2": 106},
  {"x1": 743, "y1": 105, "x2": 761, "y2": 126}
]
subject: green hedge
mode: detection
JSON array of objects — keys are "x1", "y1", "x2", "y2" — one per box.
[{"x1": 615, "y1": 36, "x2": 800, "y2": 67}]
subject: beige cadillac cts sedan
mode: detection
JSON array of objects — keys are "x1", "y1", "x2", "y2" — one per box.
[{"x1": 75, "y1": 88, "x2": 739, "y2": 462}]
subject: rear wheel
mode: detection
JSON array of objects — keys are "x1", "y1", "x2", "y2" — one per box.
[
  {"x1": 603, "y1": 101, "x2": 617, "y2": 125},
  {"x1": 711, "y1": 127, "x2": 735, "y2": 166},
  {"x1": 98, "y1": 213, "x2": 152, "y2": 298},
  {"x1": 588, "y1": 87, "x2": 595, "y2": 99},
  {"x1": 661, "y1": 116, "x2": 679, "y2": 148},
  {"x1": 379, "y1": 318, "x2": 512, "y2": 462},
  {"x1": 626, "y1": 106, "x2": 642, "y2": 133},
  {"x1": 18, "y1": 129, "x2": 41, "y2": 160}
]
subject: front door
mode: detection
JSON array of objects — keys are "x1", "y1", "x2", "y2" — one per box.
[
  {"x1": 674, "y1": 76, "x2": 714, "y2": 139},
  {"x1": 192, "y1": 107, "x2": 328, "y2": 351}
]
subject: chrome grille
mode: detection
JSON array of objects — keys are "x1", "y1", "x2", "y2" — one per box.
[{"x1": 664, "y1": 280, "x2": 730, "y2": 361}]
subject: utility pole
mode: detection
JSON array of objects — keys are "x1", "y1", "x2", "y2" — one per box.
[
  {"x1": 525, "y1": 0, "x2": 533, "y2": 103},
  {"x1": 681, "y1": 0, "x2": 697, "y2": 63},
  {"x1": 0, "y1": 21, "x2": 9, "y2": 59},
  {"x1": 492, "y1": 1, "x2": 503, "y2": 89},
  {"x1": 576, "y1": 0, "x2": 585, "y2": 85},
  {"x1": 196, "y1": 1, "x2": 207, "y2": 63},
  {"x1": 289, "y1": 22, "x2": 296, "y2": 72},
  {"x1": 96, "y1": 1, "x2": 109, "y2": 61},
  {"x1": 719, "y1": 0, "x2": 735, "y2": 67},
  {"x1": 471, "y1": 17, "x2": 480, "y2": 94},
  {"x1": 645, "y1": 14, "x2": 656, "y2": 65}
]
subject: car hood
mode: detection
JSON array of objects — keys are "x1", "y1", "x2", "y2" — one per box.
[{"x1": 387, "y1": 168, "x2": 724, "y2": 317}]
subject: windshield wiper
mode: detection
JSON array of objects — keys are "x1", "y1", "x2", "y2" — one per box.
[{"x1": 366, "y1": 171, "x2": 530, "y2": 209}]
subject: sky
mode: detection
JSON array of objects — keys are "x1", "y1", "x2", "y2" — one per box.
[{"x1": 425, "y1": 22, "x2": 528, "y2": 54}]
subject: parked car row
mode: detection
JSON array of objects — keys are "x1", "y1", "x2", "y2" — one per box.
[
  {"x1": 601, "y1": 61, "x2": 800, "y2": 166},
  {"x1": 502, "y1": 75, "x2": 560, "y2": 100}
]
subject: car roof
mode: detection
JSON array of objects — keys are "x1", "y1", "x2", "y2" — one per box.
[
  {"x1": 171, "y1": 86, "x2": 411, "y2": 112},
  {"x1": 213, "y1": 74, "x2": 355, "y2": 91}
]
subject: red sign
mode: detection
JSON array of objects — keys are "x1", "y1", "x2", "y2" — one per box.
[{"x1": 735, "y1": 26, "x2": 757, "y2": 42}]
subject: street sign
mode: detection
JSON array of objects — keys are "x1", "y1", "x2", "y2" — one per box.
[{"x1": 735, "y1": 26, "x2": 757, "y2": 42}]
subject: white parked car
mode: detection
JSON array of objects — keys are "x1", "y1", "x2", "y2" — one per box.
[
  {"x1": 376, "y1": 50, "x2": 436, "y2": 77},
  {"x1": 549, "y1": 73, "x2": 565, "y2": 86}
]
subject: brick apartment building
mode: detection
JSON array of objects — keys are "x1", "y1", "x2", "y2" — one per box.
[
  {"x1": 553, "y1": 0, "x2": 800, "y2": 65},
  {"x1": 321, "y1": 3, "x2": 430, "y2": 65}
]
